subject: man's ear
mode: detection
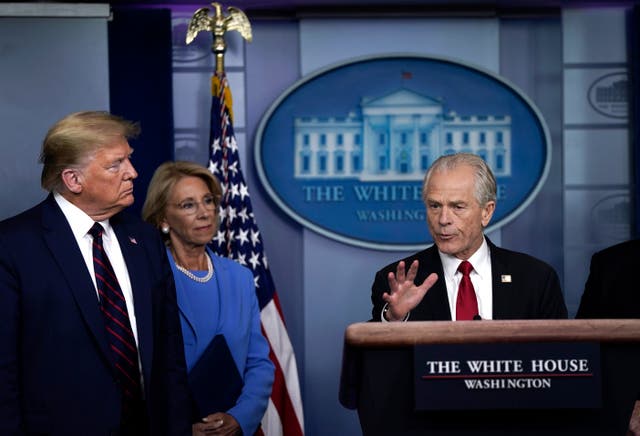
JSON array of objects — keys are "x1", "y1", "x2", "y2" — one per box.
[
  {"x1": 481, "y1": 200, "x2": 496, "y2": 228},
  {"x1": 61, "y1": 169, "x2": 83, "y2": 194}
]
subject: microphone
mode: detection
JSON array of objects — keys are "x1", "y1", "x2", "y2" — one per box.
[{"x1": 473, "y1": 314, "x2": 482, "y2": 321}]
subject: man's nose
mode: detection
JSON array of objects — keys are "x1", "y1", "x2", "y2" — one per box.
[
  {"x1": 439, "y1": 207, "x2": 452, "y2": 225},
  {"x1": 124, "y1": 158, "x2": 138, "y2": 180}
]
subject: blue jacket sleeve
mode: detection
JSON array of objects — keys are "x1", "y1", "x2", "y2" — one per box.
[{"x1": 227, "y1": 267, "x2": 275, "y2": 436}]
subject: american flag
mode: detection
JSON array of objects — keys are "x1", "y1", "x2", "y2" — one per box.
[{"x1": 208, "y1": 72, "x2": 305, "y2": 436}]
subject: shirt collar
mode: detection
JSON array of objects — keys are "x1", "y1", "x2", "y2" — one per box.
[
  {"x1": 438, "y1": 237, "x2": 490, "y2": 279},
  {"x1": 53, "y1": 192, "x2": 112, "y2": 238}
]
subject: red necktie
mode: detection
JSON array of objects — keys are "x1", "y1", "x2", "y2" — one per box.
[
  {"x1": 456, "y1": 260, "x2": 479, "y2": 320},
  {"x1": 88, "y1": 223, "x2": 142, "y2": 416}
]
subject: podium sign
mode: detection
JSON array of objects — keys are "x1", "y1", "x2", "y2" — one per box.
[{"x1": 414, "y1": 342, "x2": 601, "y2": 410}]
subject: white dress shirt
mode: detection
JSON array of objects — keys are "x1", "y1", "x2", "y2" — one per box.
[
  {"x1": 54, "y1": 192, "x2": 140, "y2": 346},
  {"x1": 439, "y1": 237, "x2": 493, "y2": 320}
]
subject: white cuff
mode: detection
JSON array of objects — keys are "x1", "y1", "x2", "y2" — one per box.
[{"x1": 381, "y1": 303, "x2": 410, "y2": 322}]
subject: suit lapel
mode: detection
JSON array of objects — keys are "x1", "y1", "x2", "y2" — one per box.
[
  {"x1": 111, "y1": 216, "x2": 153, "y2": 384},
  {"x1": 414, "y1": 245, "x2": 451, "y2": 320},
  {"x1": 488, "y1": 240, "x2": 511, "y2": 320},
  {"x1": 170, "y1": 250, "x2": 197, "y2": 341},
  {"x1": 41, "y1": 196, "x2": 112, "y2": 364},
  {"x1": 210, "y1": 252, "x2": 231, "y2": 330}
]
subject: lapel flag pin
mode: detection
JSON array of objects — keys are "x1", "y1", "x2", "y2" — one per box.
[
  {"x1": 501, "y1": 274, "x2": 512, "y2": 283},
  {"x1": 129, "y1": 236, "x2": 137, "y2": 245}
]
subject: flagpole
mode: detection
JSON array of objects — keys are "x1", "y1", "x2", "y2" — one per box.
[
  {"x1": 185, "y1": 2, "x2": 252, "y2": 75},
  {"x1": 184, "y1": 4, "x2": 306, "y2": 436}
]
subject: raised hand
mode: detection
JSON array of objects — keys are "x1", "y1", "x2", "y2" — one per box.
[{"x1": 382, "y1": 260, "x2": 438, "y2": 321}]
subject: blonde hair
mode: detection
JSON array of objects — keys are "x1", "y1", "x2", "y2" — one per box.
[
  {"x1": 39, "y1": 111, "x2": 140, "y2": 192},
  {"x1": 142, "y1": 161, "x2": 222, "y2": 241}
]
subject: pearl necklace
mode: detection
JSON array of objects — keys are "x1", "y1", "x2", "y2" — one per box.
[{"x1": 175, "y1": 253, "x2": 213, "y2": 283}]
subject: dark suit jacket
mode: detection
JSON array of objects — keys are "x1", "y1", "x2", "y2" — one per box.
[
  {"x1": 576, "y1": 239, "x2": 640, "y2": 319},
  {"x1": 371, "y1": 238, "x2": 567, "y2": 321},
  {"x1": 0, "y1": 194, "x2": 193, "y2": 435}
]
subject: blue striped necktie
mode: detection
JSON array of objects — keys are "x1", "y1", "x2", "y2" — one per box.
[{"x1": 88, "y1": 223, "x2": 142, "y2": 415}]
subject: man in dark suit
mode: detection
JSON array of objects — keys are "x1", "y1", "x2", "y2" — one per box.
[
  {"x1": 371, "y1": 152, "x2": 567, "y2": 322},
  {"x1": 0, "y1": 111, "x2": 193, "y2": 435},
  {"x1": 576, "y1": 239, "x2": 640, "y2": 319},
  {"x1": 576, "y1": 239, "x2": 640, "y2": 435}
]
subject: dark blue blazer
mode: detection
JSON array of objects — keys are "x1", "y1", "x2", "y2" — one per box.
[
  {"x1": 576, "y1": 239, "x2": 640, "y2": 319},
  {"x1": 371, "y1": 238, "x2": 568, "y2": 321},
  {"x1": 0, "y1": 194, "x2": 193, "y2": 435}
]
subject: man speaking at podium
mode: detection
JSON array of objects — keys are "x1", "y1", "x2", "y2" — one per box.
[{"x1": 371, "y1": 153, "x2": 567, "y2": 322}]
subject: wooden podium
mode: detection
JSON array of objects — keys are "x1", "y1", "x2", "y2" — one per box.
[{"x1": 339, "y1": 319, "x2": 640, "y2": 435}]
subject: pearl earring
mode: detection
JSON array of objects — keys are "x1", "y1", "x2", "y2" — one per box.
[{"x1": 161, "y1": 226, "x2": 170, "y2": 234}]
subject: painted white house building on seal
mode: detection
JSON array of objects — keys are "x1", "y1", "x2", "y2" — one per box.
[{"x1": 294, "y1": 88, "x2": 511, "y2": 181}]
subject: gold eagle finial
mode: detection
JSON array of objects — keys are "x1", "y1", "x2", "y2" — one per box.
[
  {"x1": 186, "y1": 3, "x2": 252, "y2": 74},
  {"x1": 186, "y1": 3, "x2": 252, "y2": 45}
]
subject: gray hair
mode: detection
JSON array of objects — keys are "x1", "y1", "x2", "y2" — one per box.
[{"x1": 422, "y1": 153, "x2": 497, "y2": 206}]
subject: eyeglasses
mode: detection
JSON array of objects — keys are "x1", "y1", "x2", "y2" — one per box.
[{"x1": 174, "y1": 195, "x2": 217, "y2": 215}]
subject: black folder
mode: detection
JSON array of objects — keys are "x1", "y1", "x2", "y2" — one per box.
[{"x1": 188, "y1": 334, "x2": 244, "y2": 418}]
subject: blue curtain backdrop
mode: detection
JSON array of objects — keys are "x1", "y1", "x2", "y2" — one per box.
[{"x1": 108, "y1": 8, "x2": 174, "y2": 217}]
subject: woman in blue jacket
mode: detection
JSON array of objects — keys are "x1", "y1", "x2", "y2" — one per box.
[{"x1": 143, "y1": 161, "x2": 274, "y2": 436}]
